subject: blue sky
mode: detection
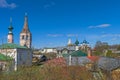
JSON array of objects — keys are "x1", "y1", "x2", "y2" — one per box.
[{"x1": 0, "y1": 0, "x2": 120, "y2": 48}]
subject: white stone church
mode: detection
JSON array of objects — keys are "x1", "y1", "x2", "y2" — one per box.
[{"x1": 0, "y1": 13, "x2": 32, "y2": 71}]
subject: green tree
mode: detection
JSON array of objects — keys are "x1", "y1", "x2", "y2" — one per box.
[{"x1": 106, "y1": 50, "x2": 113, "y2": 57}]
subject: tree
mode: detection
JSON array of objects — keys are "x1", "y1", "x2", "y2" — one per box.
[
  {"x1": 117, "y1": 45, "x2": 120, "y2": 50},
  {"x1": 106, "y1": 50, "x2": 113, "y2": 57},
  {"x1": 94, "y1": 41, "x2": 109, "y2": 55}
]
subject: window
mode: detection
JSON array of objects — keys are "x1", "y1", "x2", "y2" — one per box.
[
  {"x1": 22, "y1": 35, "x2": 24, "y2": 40},
  {"x1": 26, "y1": 35, "x2": 28, "y2": 40}
]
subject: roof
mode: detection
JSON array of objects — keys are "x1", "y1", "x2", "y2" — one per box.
[
  {"x1": 0, "y1": 43, "x2": 27, "y2": 49},
  {"x1": 98, "y1": 57, "x2": 120, "y2": 71},
  {"x1": 21, "y1": 15, "x2": 31, "y2": 33},
  {"x1": 87, "y1": 56, "x2": 100, "y2": 62},
  {"x1": 62, "y1": 50, "x2": 87, "y2": 57},
  {"x1": 56, "y1": 46, "x2": 76, "y2": 51},
  {"x1": 0, "y1": 54, "x2": 12, "y2": 61},
  {"x1": 64, "y1": 55, "x2": 120, "y2": 71}
]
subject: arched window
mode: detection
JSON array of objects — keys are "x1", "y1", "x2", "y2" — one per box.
[{"x1": 22, "y1": 35, "x2": 24, "y2": 40}]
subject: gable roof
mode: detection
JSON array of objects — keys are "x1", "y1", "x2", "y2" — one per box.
[{"x1": 0, "y1": 43, "x2": 27, "y2": 49}]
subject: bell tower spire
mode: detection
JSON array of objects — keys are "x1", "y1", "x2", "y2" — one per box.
[
  {"x1": 20, "y1": 13, "x2": 32, "y2": 48},
  {"x1": 21, "y1": 12, "x2": 30, "y2": 33},
  {"x1": 8, "y1": 17, "x2": 14, "y2": 43}
]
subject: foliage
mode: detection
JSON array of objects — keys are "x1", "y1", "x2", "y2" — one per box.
[
  {"x1": 0, "y1": 66, "x2": 93, "y2": 80},
  {"x1": 94, "y1": 41, "x2": 109, "y2": 53},
  {"x1": 106, "y1": 50, "x2": 120, "y2": 57},
  {"x1": 106, "y1": 50, "x2": 113, "y2": 57},
  {"x1": 117, "y1": 45, "x2": 120, "y2": 50},
  {"x1": 92, "y1": 51, "x2": 102, "y2": 56},
  {"x1": 0, "y1": 57, "x2": 120, "y2": 80}
]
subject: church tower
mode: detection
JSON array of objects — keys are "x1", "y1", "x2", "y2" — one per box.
[
  {"x1": 8, "y1": 17, "x2": 14, "y2": 43},
  {"x1": 20, "y1": 13, "x2": 32, "y2": 48},
  {"x1": 68, "y1": 39, "x2": 72, "y2": 46}
]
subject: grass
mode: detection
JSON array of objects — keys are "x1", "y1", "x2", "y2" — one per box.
[
  {"x1": 0, "y1": 62, "x2": 93, "y2": 80},
  {"x1": 0, "y1": 57, "x2": 120, "y2": 80}
]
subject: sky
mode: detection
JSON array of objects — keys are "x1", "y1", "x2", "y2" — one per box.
[{"x1": 0, "y1": 0, "x2": 120, "y2": 48}]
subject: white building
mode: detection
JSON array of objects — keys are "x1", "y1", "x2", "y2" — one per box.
[
  {"x1": 0, "y1": 43, "x2": 32, "y2": 71},
  {"x1": 41, "y1": 48, "x2": 57, "y2": 53}
]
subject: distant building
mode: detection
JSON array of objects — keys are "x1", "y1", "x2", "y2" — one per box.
[
  {"x1": 56, "y1": 39, "x2": 78, "y2": 54},
  {"x1": 57, "y1": 39, "x2": 91, "y2": 54},
  {"x1": 80, "y1": 40, "x2": 90, "y2": 51},
  {"x1": 56, "y1": 46, "x2": 76, "y2": 54},
  {"x1": 40, "y1": 48, "x2": 57, "y2": 53},
  {"x1": 40, "y1": 39, "x2": 92, "y2": 56}
]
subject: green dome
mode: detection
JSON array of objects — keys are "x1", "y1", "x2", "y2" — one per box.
[{"x1": 0, "y1": 43, "x2": 27, "y2": 49}]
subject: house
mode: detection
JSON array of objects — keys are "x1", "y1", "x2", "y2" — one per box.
[
  {"x1": 40, "y1": 48, "x2": 57, "y2": 53},
  {"x1": 56, "y1": 46, "x2": 76, "y2": 54},
  {"x1": 62, "y1": 50, "x2": 89, "y2": 65}
]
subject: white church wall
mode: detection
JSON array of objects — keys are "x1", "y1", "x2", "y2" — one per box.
[{"x1": 0, "y1": 49, "x2": 17, "y2": 58}]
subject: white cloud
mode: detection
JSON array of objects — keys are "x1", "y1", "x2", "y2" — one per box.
[
  {"x1": 101, "y1": 34, "x2": 120, "y2": 38},
  {"x1": 47, "y1": 34, "x2": 63, "y2": 37},
  {"x1": 111, "y1": 38, "x2": 118, "y2": 41},
  {"x1": 66, "y1": 34, "x2": 78, "y2": 37},
  {"x1": 89, "y1": 24, "x2": 111, "y2": 29},
  {"x1": 0, "y1": 0, "x2": 17, "y2": 9},
  {"x1": 43, "y1": 1, "x2": 55, "y2": 8}
]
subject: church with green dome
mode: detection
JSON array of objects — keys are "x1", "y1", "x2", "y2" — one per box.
[{"x1": 0, "y1": 13, "x2": 32, "y2": 71}]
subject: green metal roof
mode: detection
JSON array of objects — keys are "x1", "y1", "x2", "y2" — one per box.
[
  {"x1": 0, "y1": 43, "x2": 27, "y2": 49},
  {"x1": 62, "y1": 50, "x2": 87, "y2": 57},
  {"x1": 0, "y1": 54, "x2": 12, "y2": 61}
]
